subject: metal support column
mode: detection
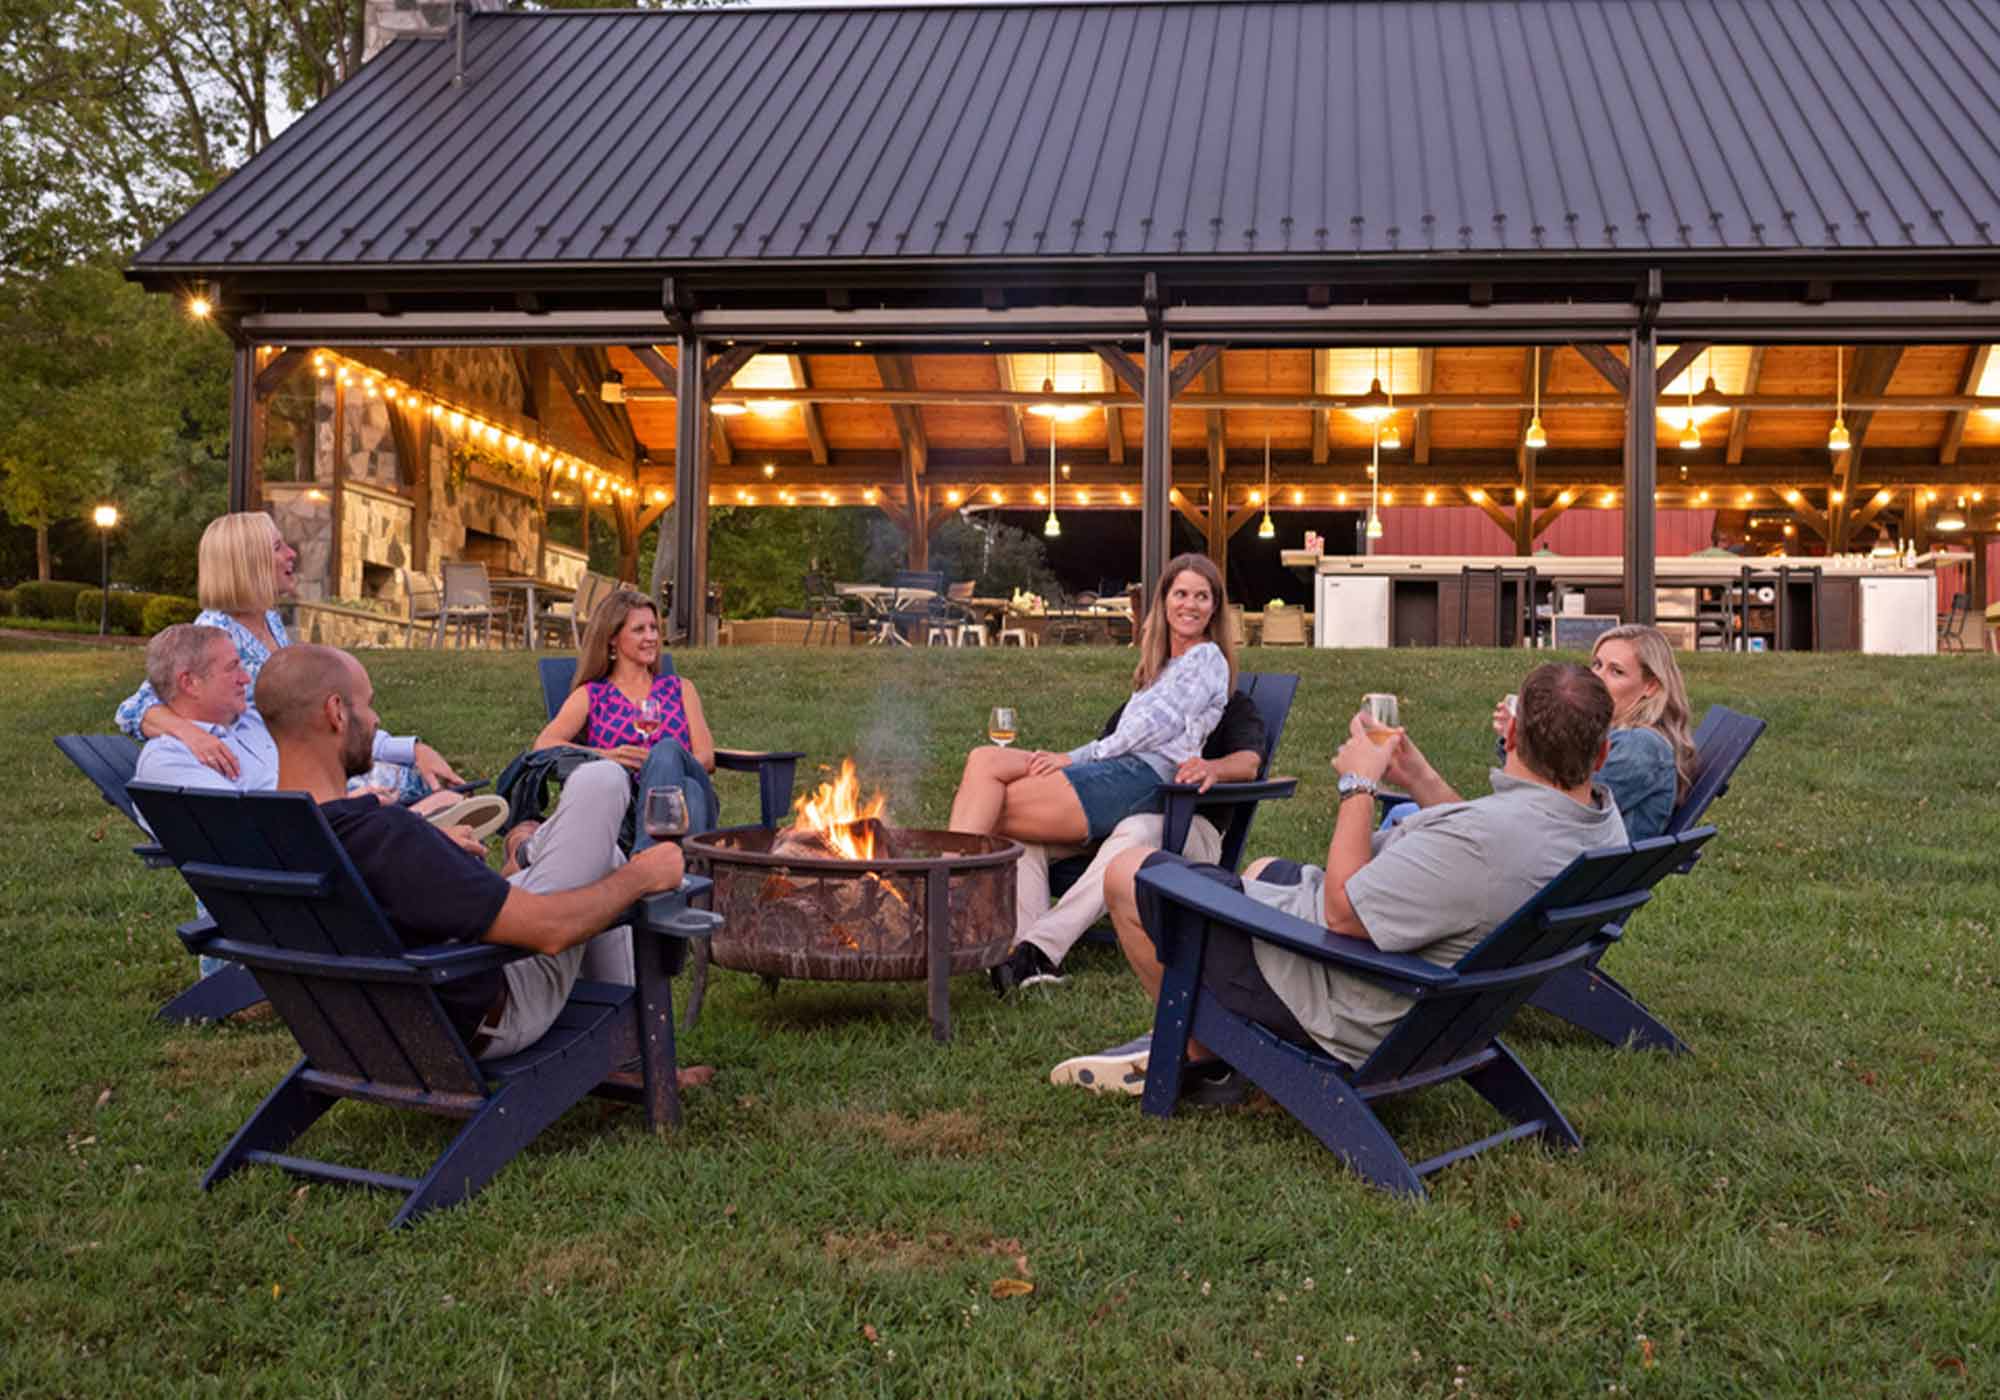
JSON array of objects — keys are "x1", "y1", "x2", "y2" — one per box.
[
  {"x1": 1140, "y1": 329, "x2": 1171, "y2": 607},
  {"x1": 672, "y1": 333, "x2": 709, "y2": 647},
  {"x1": 227, "y1": 342, "x2": 258, "y2": 512},
  {"x1": 1622, "y1": 327, "x2": 1658, "y2": 624}
]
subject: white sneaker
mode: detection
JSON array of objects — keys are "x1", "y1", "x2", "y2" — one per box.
[{"x1": 1049, "y1": 1033, "x2": 1153, "y2": 1096}]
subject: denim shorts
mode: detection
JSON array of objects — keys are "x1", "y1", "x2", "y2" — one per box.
[{"x1": 1061, "y1": 754, "x2": 1164, "y2": 842}]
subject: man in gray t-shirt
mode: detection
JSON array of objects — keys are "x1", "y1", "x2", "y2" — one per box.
[{"x1": 1082, "y1": 663, "x2": 1626, "y2": 1099}]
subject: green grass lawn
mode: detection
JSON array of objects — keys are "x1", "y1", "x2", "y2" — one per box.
[{"x1": 3, "y1": 639, "x2": 1996, "y2": 1397}]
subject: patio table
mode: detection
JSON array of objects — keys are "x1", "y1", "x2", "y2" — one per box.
[
  {"x1": 837, "y1": 583, "x2": 938, "y2": 644},
  {"x1": 490, "y1": 576, "x2": 576, "y2": 651}
]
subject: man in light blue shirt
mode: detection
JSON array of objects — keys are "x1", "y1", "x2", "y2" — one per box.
[{"x1": 133, "y1": 625, "x2": 277, "y2": 796}]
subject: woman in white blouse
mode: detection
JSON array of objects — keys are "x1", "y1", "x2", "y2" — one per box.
[{"x1": 948, "y1": 553, "x2": 1234, "y2": 846}]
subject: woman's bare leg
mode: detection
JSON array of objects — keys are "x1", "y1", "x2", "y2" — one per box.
[
  {"x1": 996, "y1": 772, "x2": 1091, "y2": 845},
  {"x1": 948, "y1": 745, "x2": 1036, "y2": 834}
]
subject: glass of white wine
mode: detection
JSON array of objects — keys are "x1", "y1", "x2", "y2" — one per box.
[
  {"x1": 1361, "y1": 692, "x2": 1402, "y2": 745},
  {"x1": 988, "y1": 707, "x2": 1018, "y2": 748}
]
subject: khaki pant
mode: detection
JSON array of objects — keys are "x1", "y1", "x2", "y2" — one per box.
[
  {"x1": 478, "y1": 760, "x2": 635, "y2": 1059},
  {"x1": 1015, "y1": 812, "x2": 1224, "y2": 966}
]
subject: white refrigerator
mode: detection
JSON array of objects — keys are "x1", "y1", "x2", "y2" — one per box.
[
  {"x1": 1315, "y1": 574, "x2": 1391, "y2": 648},
  {"x1": 1858, "y1": 575, "x2": 1938, "y2": 655}
]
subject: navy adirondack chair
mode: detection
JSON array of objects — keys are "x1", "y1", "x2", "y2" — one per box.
[
  {"x1": 55, "y1": 734, "x2": 266, "y2": 1024},
  {"x1": 1051, "y1": 671, "x2": 1300, "y2": 945},
  {"x1": 537, "y1": 656, "x2": 803, "y2": 829},
  {"x1": 1132, "y1": 828, "x2": 1715, "y2": 1199},
  {"x1": 130, "y1": 782, "x2": 720, "y2": 1230},
  {"x1": 1525, "y1": 705, "x2": 1766, "y2": 1053}
]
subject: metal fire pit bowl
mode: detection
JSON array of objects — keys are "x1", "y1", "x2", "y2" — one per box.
[{"x1": 683, "y1": 824, "x2": 1021, "y2": 1042}]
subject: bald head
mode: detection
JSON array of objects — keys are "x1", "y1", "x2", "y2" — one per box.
[{"x1": 257, "y1": 645, "x2": 361, "y2": 739}]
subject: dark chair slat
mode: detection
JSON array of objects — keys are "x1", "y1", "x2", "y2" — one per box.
[{"x1": 133, "y1": 786, "x2": 708, "y2": 1227}]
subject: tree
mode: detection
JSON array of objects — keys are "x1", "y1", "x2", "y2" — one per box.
[{"x1": 0, "y1": 260, "x2": 227, "y2": 580}]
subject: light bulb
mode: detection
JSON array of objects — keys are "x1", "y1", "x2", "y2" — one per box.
[
  {"x1": 1365, "y1": 511, "x2": 1384, "y2": 539},
  {"x1": 1044, "y1": 512, "x2": 1061, "y2": 537},
  {"x1": 1258, "y1": 512, "x2": 1276, "y2": 539},
  {"x1": 1680, "y1": 421, "x2": 1701, "y2": 451},
  {"x1": 1828, "y1": 418, "x2": 1851, "y2": 453}
]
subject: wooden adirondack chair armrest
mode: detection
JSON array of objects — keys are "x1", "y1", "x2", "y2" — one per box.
[
  {"x1": 634, "y1": 874, "x2": 722, "y2": 940},
  {"x1": 1134, "y1": 857, "x2": 1458, "y2": 998},
  {"x1": 136, "y1": 842, "x2": 174, "y2": 869},
  {"x1": 399, "y1": 942, "x2": 532, "y2": 980},
  {"x1": 712, "y1": 750, "x2": 804, "y2": 828},
  {"x1": 175, "y1": 915, "x2": 218, "y2": 954},
  {"x1": 1373, "y1": 788, "x2": 1414, "y2": 818},
  {"x1": 1158, "y1": 778, "x2": 1299, "y2": 854}
]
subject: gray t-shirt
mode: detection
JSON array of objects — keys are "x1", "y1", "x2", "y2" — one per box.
[{"x1": 1242, "y1": 769, "x2": 1628, "y2": 1068}]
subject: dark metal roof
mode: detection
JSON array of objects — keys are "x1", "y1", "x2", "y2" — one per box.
[{"x1": 135, "y1": 0, "x2": 2000, "y2": 274}]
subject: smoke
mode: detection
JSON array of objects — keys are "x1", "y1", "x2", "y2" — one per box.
[{"x1": 852, "y1": 679, "x2": 933, "y2": 821}]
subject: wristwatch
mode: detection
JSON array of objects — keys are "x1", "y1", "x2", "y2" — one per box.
[{"x1": 1337, "y1": 772, "x2": 1379, "y2": 801}]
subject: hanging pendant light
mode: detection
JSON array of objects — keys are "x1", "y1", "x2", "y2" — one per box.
[
  {"x1": 1679, "y1": 372, "x2": 1702, "y2": 451},
  {"x1": 1523, "y1": 346, "x2": 1548, "y2": 450},
  {"x1": 1043, "y1": 423, "x2": 1061, "y2": 537},
  {"x1": 1365, "y1": 421, "x2": 1384, "y2": 541},
  {"x1": 1258, "y1": 349, "x2": 1277, "y2": 538},
  {"x1": 1936, "y1": 496, "x2": 1968, "y2": 533},
  {"x1": 1381, "y1": 349, "x2": 1402, "y2": 450},
  {"x1": 1828, "y1": 345, "x2": 1851, "y2": 453},
  {"x1": 1357, "y1": 347, "x2": 1389, "y2": 423}
]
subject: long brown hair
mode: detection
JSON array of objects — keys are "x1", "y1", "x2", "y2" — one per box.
[
  {"x1": 574, "y1": 589, "x2": 658, "y2": 690},
  {"x1": 1593, "y1": 623, "x2": 1696, "y2": 800},
  {"x1": 1131, "y1": 552, "x2": 1234, "y2": 693}
]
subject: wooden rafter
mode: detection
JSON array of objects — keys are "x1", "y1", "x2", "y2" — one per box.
[
  {"x1": 1413, "y1": 347, "x2": 1436, "y2": 465},
  {"x1": 1091, "y1": 345, "x2": 1145, "y2": 396},
  {"x1": 1203, "y1": 360, "x2": 1227, "y2": 562},
  {"x1": 1830, "y1": 345, "x2": 1905, "y2": 545},
  {"x1": 703, "y1": 345, "x2": 762, "y2": 398},
  {"x1": 1941, "y1": 345, "x2": 1992, "y2": 466},
  {"x1": 788, "y1": 354, "x2": 829, "y2": 466},
  {"x1": 540, "y1": 348, "x2": 638, "y2": 465},
  {"x1": 1104, "y1": 400, "x2": 1125, "y2": 464},
  {"x1": 1532, "y1": 492, "x2": 1577, "y2": 537},
  {"x1": 1654, "y1": 342, "x2": 1712, "y2": 396},
  {"x1": 1726, "y1": 345, "x2": 1765, "y2": 465},
  {"x1": 1226, "y1": 502, "x2": 1261, "y2": 537},
  {"x1": 991, "y1": 354, "x2": 1028, "y2": 466},
  {"x1": 252, "y1": 348, "x2": 308, "y2": 399},
  {"x1": 1167, "y1": 487, "x2": 1208, "y2": 536},
  {"x1": 1571, "y1": 342, "x2": 1629, "y2": 396},
  {"x1": 1310, "y1": 349, "x2": 1330, "y2": 465},
  {"x1": 1169, "y1": 345, "x2": 1222, "y2": 398},
  {"x1": 508, "y1": 348, "x2": 540, "y2": 418},
  {"x1": 1461, "y1": 486, "x2": 1518, "y2": 538},
  {"x1": 578, "y1": 346, "x2": 646, "y2": 458}
]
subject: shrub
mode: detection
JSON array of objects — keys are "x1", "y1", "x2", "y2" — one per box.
[
  {"x1": 75, "y1": 589, "x2": 154, "y2": 634},
  {"x1": 141, "y1": 594, "x2": 201, "y2": 634},
  {"x1": 13, "y1": 580, "x2": 91, "y2": 620},
  {"x1": 0, "y1": 588, "x2": 14, "y2": 618}
]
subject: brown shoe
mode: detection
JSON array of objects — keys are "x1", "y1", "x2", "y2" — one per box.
[{"x1": 500, "y1": 819, "x2": 540, "y2": 877}]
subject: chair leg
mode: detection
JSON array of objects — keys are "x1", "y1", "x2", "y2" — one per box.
[
  {"x1": 682, "y1": 938, "x2": 710, "y2": 1035},
  {"x1": 156, "y1": 963, "x2": 265, "y2": 1024},
  {"x1": 1527, "y1": 964, "x2": 1690, "y2": 1054},
  {"x1": 1462, "y1": 1039, "x2": 1581, "y2": 1152},
  {"x1": 202, "y1": 1060, "x2": 340, "y2": 1193},
  {"x1": 1242, "y1": 1046, "x2": 1426, "y2": 1197},
  {"x1": 390, "y1": 1045, "x2": 607, "y2": 1229}
]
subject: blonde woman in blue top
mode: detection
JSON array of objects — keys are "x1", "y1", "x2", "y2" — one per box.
[
  {"x1": 947, "y1": 553, "x2": 1233, "y2": 847},
  {"x1": 115, "y1": 512, "x2": 462, "y2": 798}
]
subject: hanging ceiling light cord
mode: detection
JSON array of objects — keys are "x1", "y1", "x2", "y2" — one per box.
[
  {"x1": 1366, "y1": 420, "x2": 1384, "y2": 542},
  {"x1": 1681, "y1": 350, "x2": 1702, "y2": 450},
  {"x1": 1382, "y1": 348, "x2": 1401, "y2": 450}
]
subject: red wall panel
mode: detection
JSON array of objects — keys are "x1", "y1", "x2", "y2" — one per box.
[{"x1": 1369, "y1": 507, "x2": 1718, "y2": 556}]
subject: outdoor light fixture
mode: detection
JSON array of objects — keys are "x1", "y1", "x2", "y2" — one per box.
[
  {"x1": 186, "y1": 291, "x2": 213, "y2": 319},
  {"x1": 1028, "y1": 352, "x2": 1089, "y2": 422},
  {"x1": 709, "y1": 398, "x2": 747, "y2": 417},
  {"x1": 1936, "y1": 498, "x2": 1968, "y2": 532},
  {"x1": 1044, "y1": 423, "x2": 1061, "y2": 537},
  {"x1": 1354, "y1": 348, "x2": 1390, "y2": 424},
  {"x1": 1828, "y1": 346, "x2": 1851, "y2": 452},
  {"x1": 91, "y1": 505, "x2": 118, "y2": 635},
  {"x1": 1523, "y1": 347, "x2": 1547, "y2": 450},
  {"x1": 1364, "y1": 421, "x2": 1384, "y2": 545},
  {"x1": 599, "y1": 372, "x2": 625, "y2": 404},
  {"x1": 1259, "y1": 353, "x2": 1277, "y2": 539},
  {"x1": 1680, "y1": 366, "x2": 1701, "y2": 449}
]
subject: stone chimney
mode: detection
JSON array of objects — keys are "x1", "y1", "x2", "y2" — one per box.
[{"x1": 364, "y1": 0, "x2": 502, "y2": 65}]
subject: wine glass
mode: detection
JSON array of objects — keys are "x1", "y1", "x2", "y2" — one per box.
[
  {"x1": 988, "y1": 707, "x2": 1018, "y2": 748},
  {"x1": 633, "y1": 696, "x2": 663, "y2": 742},
  {"x1": 1361, "y1": 692, "x2": 1402, "y2": 745},
  {"x1": 643, "y1": 785, "x2": 689, "y2": 840}
]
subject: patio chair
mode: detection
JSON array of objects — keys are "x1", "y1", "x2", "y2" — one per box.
[
  {"x1": 1131, "y1": 827, "x2": 1714, "y2": 1198},
  {"x1": 537, "y1": 656, "x2": 803, "y2": 830},
  {"x1": 802, "y1": 572, "x2": 861, "y2": 646},
  {"x1": 439, "y1": 561, "x2": 499, "y2": 648},
  {"x1": 129, "y1": 783, "x2": 720, "y2": 1230},
  {"x1": 396, "y1": 568, "x2": 445, "y2": 648},
  {"x1": 1051, "y1": 672, "x2": 1300, "y2": 945},
  {"x1": 1523, "y1": 704, "x2": 1766, "y2": 1054},
  {"x1": 1938, "y1": 591, "x2": 1970, "y2": 653},
  {"x1": 54, "y1": 734, "x2": 265, "y2": 1024}
]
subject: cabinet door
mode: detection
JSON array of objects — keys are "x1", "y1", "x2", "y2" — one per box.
[{"x1": 1819, "y1": 578, "x2": 1859, "y2": 651}]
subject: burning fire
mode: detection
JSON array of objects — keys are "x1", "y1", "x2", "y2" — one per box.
[{"x1": 790, "y1": 758, "x2": 888, "y2": 860}]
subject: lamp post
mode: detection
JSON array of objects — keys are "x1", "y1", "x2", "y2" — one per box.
[{"x1": 92, "y1": 505, "x2": 118, "y2": 634}]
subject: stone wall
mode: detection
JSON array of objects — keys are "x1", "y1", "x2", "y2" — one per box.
[
  {"x1": 544, "y1": 543, "x2": 587, "y2": 590},
  {"x1": 266, "y1": 483, "x2": 332, "y2": 603},
  {"x1": 291, "y1": 600, "x2": 417, "y2": 650},
  {"x1": 339, "y1": 483, "x2": 417, "y2": 602}
]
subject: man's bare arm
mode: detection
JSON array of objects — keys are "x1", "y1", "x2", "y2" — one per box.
[{"x1": 485, "y1": 844, "x2": 685, "y2": 956}]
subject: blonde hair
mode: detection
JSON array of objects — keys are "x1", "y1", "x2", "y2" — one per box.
[
  {"x1": 575, "y1": 589, "x2": 658, "y2": 690},
  {"x1": 197, "y1": 512, "x2": 281, "y2": 614},
  {"x1": 1593, "y1": 624, "x2": 1696, "y2": 800},
  {"x1": 1132, "y1": 553, "x2": 1235, "y2": 694}
]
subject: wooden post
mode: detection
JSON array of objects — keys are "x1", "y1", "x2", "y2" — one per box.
[
  {"x1": 1623, "y1": 328, "x2": 1658, "y2": 624},
  {"x1": 411, "y1": 402, "x2": 432, "y2": 572},
  {"x1": 672, "y1": 334, "x2": 709, "y2": 646},
  {"x1": 1202, "y1": 360, "x2": 1227, "y2": 573},
  {"x1": 228, "y1": 342, "x2": 260, "y2": 512},
  {"x1": 329, "y1": 377, "x2": 347, "y2": 601},
  {"x1": 1140, "y1": 329, "x2": 1171, "y2": 604}
]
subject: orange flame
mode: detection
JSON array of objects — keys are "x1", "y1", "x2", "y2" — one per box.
[{"x1": 790, "y1": 758, "x2": 888, "y2": 860}]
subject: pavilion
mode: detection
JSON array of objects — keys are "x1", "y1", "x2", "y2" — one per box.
[{"x1": 128, "y1": 0, "x2": 2000, "y2": 642}]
